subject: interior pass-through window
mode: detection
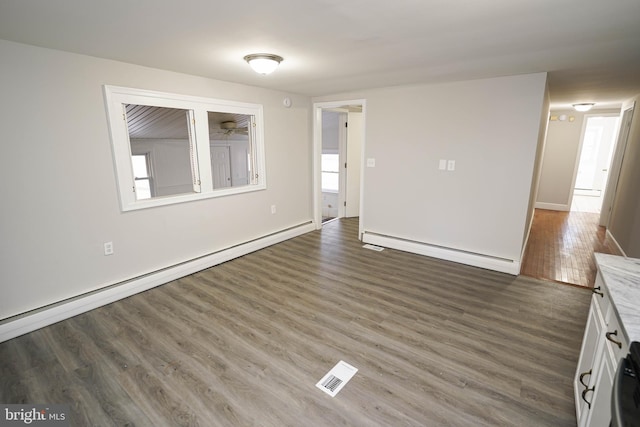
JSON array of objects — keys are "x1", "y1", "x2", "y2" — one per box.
[{"x1": 103, "y1": 86, "x2": 266, "y2": 211}]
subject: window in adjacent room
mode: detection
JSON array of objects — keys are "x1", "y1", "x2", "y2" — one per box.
[
  {"x1": 321, "y1": 153, "x2": 340, "y2": 192},
  {"x1": 103, "y1": 85, "x2": 265, "y2": 211},
  {"x1": 131, "y1": 153, "x2": 153, "y2": 200}
]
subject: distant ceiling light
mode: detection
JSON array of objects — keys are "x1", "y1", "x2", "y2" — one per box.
[
  {"x1": 244, "y1": 53, "x2": 283, "y2": 75},
  {"x1": 573, "y1": 103, "x2": 595, "y2": 112}
]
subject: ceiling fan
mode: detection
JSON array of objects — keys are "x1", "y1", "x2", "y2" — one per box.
[{"x1": 211, "y1": 120, "x2": 249, "y2": 136}]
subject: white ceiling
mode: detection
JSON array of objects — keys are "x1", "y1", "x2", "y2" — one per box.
[{"x1": 1, "y1": 0, "x2": 639, "y2": 108}]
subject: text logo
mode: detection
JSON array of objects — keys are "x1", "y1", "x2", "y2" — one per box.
[{"x1": 1, "y1": 405, "x2": 69, "y2": 426}]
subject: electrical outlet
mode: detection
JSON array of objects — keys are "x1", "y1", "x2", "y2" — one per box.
[
  {"x1": 439, "y1": 159, "x2": 447, "y2": 170},
  {"x1": 271, "y1": 205, "x2": 277, "y2": 214},
  {"x1": 104, "y1": 241, "x2": 114, "y2": 256},
  {"x1": 447, "y1": 160, "x2": 456, "y2": 171}
]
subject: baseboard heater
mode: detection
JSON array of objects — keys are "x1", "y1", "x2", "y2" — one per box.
[
  {"x1": 0, "y1": 221, "x2": 315, "y2": 343},
  {"x1": 361, "y1": 231, "x2": 520, "y2": 275}
]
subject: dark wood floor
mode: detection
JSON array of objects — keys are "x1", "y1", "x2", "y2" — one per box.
[
  {"x1": 1, "y1": 218, "x2": 592, "y2": 426},
  {"x1": 521, "y1": 209, "x2": 622, "y2": 288}
]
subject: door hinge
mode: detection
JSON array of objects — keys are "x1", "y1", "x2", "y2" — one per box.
[
  {"x1": 344, "y1": 201, "x2": 346, "y2": 207},
  {"x1": 344, "y1": 162, "x2": 347, "y2": 169},
  {"x1": 345, "y1": 122, "x2": 348, "y2": 128}
]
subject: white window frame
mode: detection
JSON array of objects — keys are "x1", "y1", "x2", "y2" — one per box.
[
  {"x1": 321, "y1": 152, "x2": 340, "y2": 193},
  {"x1": 103, "y1": 85, "x2": 266, "y2": 211}
]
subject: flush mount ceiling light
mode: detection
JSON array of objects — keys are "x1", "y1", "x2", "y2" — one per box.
[
  {"x1": 244, "y1": 53, "x2": 283, "y2": 75},
  {"x1": 573, "y1": 103, "x2": 596, "y2": 112}
]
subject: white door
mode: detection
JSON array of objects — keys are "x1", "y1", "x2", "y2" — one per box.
[
  {"x1": 211, "y1": 145, "x2": 232, "y2": 189},
  {"x1": 574, "y1": 300, "x2": 604, "y2": 426},
  {"x1": 575, "y1": 116, "x2": 618, "y2": 194},
  {"x1": 230, "y1": 146, "x2": 249, "y2": 186},
  {"x1": 600, "y1": 106, "x2": 634, "y2": 226},
  {"x1": 345, "y1": 112, "x2": 362, "y2": 217}
]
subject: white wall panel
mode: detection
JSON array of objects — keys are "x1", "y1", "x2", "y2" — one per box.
[
  {"x1": 315, "y1": 73, "x2": 548, "y2": 265},
  {"x1": 0, "y1": 40, "x2": 312, "y2": 320}
]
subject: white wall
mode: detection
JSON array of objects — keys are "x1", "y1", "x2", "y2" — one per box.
[
  {"x1": 345, "y1": 111, "x2": 363, "y2": 218},
  {"x1": 523, "y1": 83, "x2": 550, "y2": 245},
  {"x1": 0, "y1": 40, "x2": 312, "y2": 320},
  {"x1": 608, "y1": 95, "x2": 640, "y2": 257},
  {"x1": 131, "y1": 139, "x2": 193, "y2": 196},
  {"x1": 536, "y1": 108, "x2": 620, "y2": 210},
  {"x1": 315, "y1": 73, "x2": 548, "y2": 269}
]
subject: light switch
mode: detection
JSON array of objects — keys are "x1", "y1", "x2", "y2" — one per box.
[
  {"x1": 447, "y1": 160, "x2": 456, "y2": 171},
  {"x1": 366, "y1": 158, "x2": 376, "y2": 167},
  {"x1": 439, "y1": 159, "x2": 447, "y2": 170}
]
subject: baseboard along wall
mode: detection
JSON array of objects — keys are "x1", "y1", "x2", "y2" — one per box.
[
  {"x1": 0, "y1": 221, "x2": 316, "y2": 343},
  {"x1": 362, "y1": 232, "x2": 520, "y2": 275},
  {"x1": 606, "y1": 229, "x2": 626, "y2": 257},
  {"x1": 534, "y1": 202, "x2": 570, "y2": 211}
]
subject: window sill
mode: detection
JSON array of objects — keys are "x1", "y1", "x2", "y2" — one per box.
[{"x1": 121, "y1": 183, "x2": 266, "y2": 211}]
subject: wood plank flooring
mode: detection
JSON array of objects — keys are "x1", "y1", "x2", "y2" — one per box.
[
  {"x1": 521, "y1": 209, "x2": 622, "y2": 288},
  {"x1": 0, "y1": 218, "x2": 592, "y2": 426}
]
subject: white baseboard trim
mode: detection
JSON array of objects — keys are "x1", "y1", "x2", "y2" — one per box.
[
  {"x1": 535, "y1": 202, "x2": 570, "y2": 211},
  {"x1": 520, "y1": 213, "x2": 534, "y2": 270},
  {"x1": 362, "y1": 232, "x2": 520, "y2": 275},
  {"x1": 606, "y1": 229, "x2": 626, "y2": 257},
  {"x1": 0, "y1": 221, "x2": 315, "y2": 344}
]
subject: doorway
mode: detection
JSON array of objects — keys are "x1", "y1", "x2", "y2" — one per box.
[
  {"x1": 571, "y1": 114, "x2": 619, "y2": 213},
  {"x1": 320, "y1": 110, "x2": 345, "y2": 222},
  {"x1": 522, "y1": 109, "x2": 631, "y2": 287},
  {"x1": 313, "y1": 100, "x2": 366, "y2": 235}
]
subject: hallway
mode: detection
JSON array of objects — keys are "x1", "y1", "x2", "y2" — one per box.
[{"x1": 521, "y1": 209, "x2": 622, "y2": 287}]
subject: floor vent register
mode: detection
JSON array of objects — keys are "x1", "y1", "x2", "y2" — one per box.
[{"x1": 316, "y1": 360, "x2": 358, "y2": 397}]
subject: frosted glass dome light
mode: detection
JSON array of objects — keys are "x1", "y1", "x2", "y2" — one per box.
[
  {"x1": 573, "y1": 103, "x2": 595, "y2": 112},
  {"x1": 244, "y1": 54, "x2": 283, "y2": 75}
]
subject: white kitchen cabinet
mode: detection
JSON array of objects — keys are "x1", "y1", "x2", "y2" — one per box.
[
  {"x1": 574, "y1": 271, "x2": 630, "y2": 427},
  {"x1": 574, "y1": 295, "x2": 605, "y2": 425},
  {"x1": 584, "y1": 347, "x2": 616, "y2": 427}
]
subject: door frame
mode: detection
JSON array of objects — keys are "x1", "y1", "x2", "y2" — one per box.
[
  {"x1": 569, "y1": 112, "x2": 620, "y2": 211},
  {"x1": 312, "y1": 99, "x2": 366, "y2": 237},
  {"x1": 600, "y1": 103, "x2": 635, "y2": 226}
]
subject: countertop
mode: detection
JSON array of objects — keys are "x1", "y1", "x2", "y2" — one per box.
[{"x1": 594, "y1": 253, "x2": 640, "y2": 343}]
